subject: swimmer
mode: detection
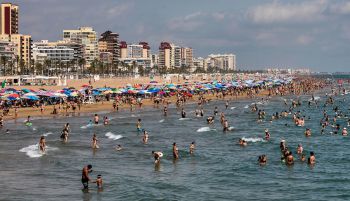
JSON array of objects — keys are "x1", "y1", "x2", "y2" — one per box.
[
  {"x1": 265, "y1": 129, "x2": 270, "y2": 140},
  {"x1": 225, "y1": 101, "x2": 229, "y2": 109},
  {"x1": 342, "y1": 128, "x2": 348, "y2": 136},
  {"x1": 103, "y1": 116, "x2": 109, "y2": 125},
  {"x1": 142, "y1": 130, "x2": 149, "y2": 144},
  {"x1": 92, "y1": 134, "x2": 99, "y2": 149},
  {"x1": 305, "y1": 128, "x2": 312, "y2": 137},
  {"x1": 207, "y1": 116, "x2": 214, "y2": 124},
  {"x1": 239, "y1": 139, "x2": 247, "y2": 146},
  {"x1": 115, "y1": 145, "x2": 123, "y2": 151},
  {"x1": 93, "y1": 175, "x2": 103, "y2": 189},
  {"x1": 189, "y1": 142, "x2": 195, "y2": 154},
  {"x1": 26, "y1": 115, "x2": 31, "y2": 123},
  {"x1": 214, "y1": 107, "x2": 218, "y2": 116},
  {"x1": 173, "y1": 142, "x2": 179, "y2": 159},
  {"x1": 308, "y1": 152, "x2": 316, "y2": 165},
  {"x1": 297, "y1": 144, "x2": 303, "y2": 154},
  {"x1": 94, "y1": 114, "x2": 99, "y2": 124},
  {"x1": 286, "y1": 152, "x2": 294, "y2": 165},
  {"x1": 39, "y1": 136, "x2": 46, "y2": 153},
  {"x1": 152, "y1": 151, "x2": 162, "y2": 164},
  {"x1": 301, "y1": 154, "x2": 306, "y2": 162},
  {"x1": 258, "y1": 155, "x2": 267, "y2": 165}
]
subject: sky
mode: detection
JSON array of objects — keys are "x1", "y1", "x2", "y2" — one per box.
[{"x1": 9, "y1": 0, "x2": 350, "y2": 72}]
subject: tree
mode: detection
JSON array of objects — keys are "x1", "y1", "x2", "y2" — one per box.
[
  {"x1": 78, "y1": 58, "x2": 86, "y2": 77},
  {"x1": 19, "y1": 59, "x2": 25, "y2": 75},
  {"x1": 138, "y1": 66, "x2": 145, "y2": 76},
  {"x1": 44, "y1": 59, "x2": 51, "y2": 76},
  {"x1": 1, "y1": 56, "x2": 8, "y2": 76},
  {"x1": 35, "y1": 61, "x2": 43, "y2": 75}
]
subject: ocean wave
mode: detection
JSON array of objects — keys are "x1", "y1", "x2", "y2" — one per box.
[
  {"x1": 105, "y1": 132, "x2": 123, "y2": 140},
  {"x1": 242, "y1": 137, "x2": 265, "y2": 143},
  {"x1": 196, "y1": 127, "x2": 213, "y2": 132},
  {"x1": 19, "y1": 144, "x2": 58, "y2": 158},
  {"x1": 179, "y1": 118, "x2": 190, "y2": 121},
  {"x1": 159, "y1": 119, "x2": 165, "y2": 123},
  {"x1": 43, "y1": 132, "x2": 53, "y2": 137},
  {"x1": 244, "y1": 105, "x2": 249, "y2": 109}
]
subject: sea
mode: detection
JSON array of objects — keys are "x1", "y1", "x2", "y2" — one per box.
[{"x1": 1, "y1": 78, "x2": 350, "y2": 200}]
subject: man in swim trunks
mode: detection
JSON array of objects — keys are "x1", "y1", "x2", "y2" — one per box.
[
  {"x1": 163, "y1": 106, "x2": 168, "y2": 116},
  {"x1": 82, "y1": 164, "x2": 92, "y2": 189}
]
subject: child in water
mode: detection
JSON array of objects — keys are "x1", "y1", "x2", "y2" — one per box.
[{"x1": 93, "y1": 175, "x2": 103, "y2": 189}]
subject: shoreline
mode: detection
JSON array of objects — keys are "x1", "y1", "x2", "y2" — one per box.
[{"x1": 3, "y1": 90, "x2": 270, "y2": 122}]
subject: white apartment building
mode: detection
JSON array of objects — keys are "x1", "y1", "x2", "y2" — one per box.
[
  {"x1": 207, "y1": 54, "x2": 236, "y2": 71},
  {"x1": 32, "y1": 40, "x2": 74, "y2": 64},
  {"x1": 63, "y1": 27, "x2": 98, "y2": 66}
]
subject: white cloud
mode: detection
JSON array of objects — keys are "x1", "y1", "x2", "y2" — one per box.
[
  {"x1": 168, "y1": 12, "x2": 204, "y2": 31},
  {"x1": 296, "y1": 35, "x2": 313, "y2": 45},
  {"x1": 107, "y1": 2, "x2": 133, "y2": 17},
  {"x1": 212, "y1": 12, "x2": 225, "y2": 21},
  {"x1": 247, "y1": 0, "x2": 328, "y2": 24},
  {"x1": 330, "y1": 1, "x2": 350, "y2": 14}
]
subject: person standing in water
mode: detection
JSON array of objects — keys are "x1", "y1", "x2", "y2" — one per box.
[
  {"x1": 173, "y1": 142, "x2": 179, "y2": 159},
  {"x1": 181, "y1": 108, "x2": 186, "y2": 118},
  {"x1": 308, "y1": 152, "x2": 316, "y2": 165},
  {"x1": 39, "y1": 136, "x2": 46, "y2": 153},
  {"x1": 225, "y1": 101, "x2": 229, "y2": 109},
  {"x1": 82, "y1": 164, "x2": 92, "y2": 189},
  {"x1": 136, "y1": 119, "x2": 142, "y2": 131},
  {"x1": 152, "y1": 151, "x2": 162, "y2": 164},
  {"x1": 92, "y1": 134, "x2": 99, "y2": 149},
  {"x1": 223, "y1": 120, "x2": 229, "y2": 132},
  {"x1": 189, "y1": 142, "x2": 195, "y2": 155},
  {"x1": 94, "y1": 114, "x2": 99, "y2": 124},
  {"x1": 142, "y1": 130, "x2": 149, "y2": 144},
  {"x1": 163, "y1": 106, "x2": 168, "y2": 116}
]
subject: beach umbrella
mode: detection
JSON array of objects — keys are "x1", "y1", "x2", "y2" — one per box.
[
  {"x1": 81, "y1": 84, "x2": 90, "y2": 87},
  {"x1": 150, "y1": 81, "x2": 158, "y2": 84},
  {"x1": 22, "y1": 95, "x2": 39, "y2": 100},
  {"x1": 21, "y1": 89, "x2": 31, "y2": 93},
  {"x1": 7, "y1": 93, "x2": 20, "y2": 98}
]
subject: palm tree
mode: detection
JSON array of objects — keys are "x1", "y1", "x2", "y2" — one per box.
[
  {"x1": 44, "y1": 59, "x2": 51, "y2": 76},
  {"x1": 78, "y1": 58, "x2": 86, "y2": 77},
  {"x1": 1, "y1": 56, "x2": 8, "y2": 76}
]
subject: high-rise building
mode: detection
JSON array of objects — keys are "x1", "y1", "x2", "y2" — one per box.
[
  {"x1": 98, "y1": 31, "x2": 119, "y2": 65},
  {"x1": 118, "y1": 41, "x2": 151, "y2": 68},
  {"x1": 63, "y1": 27, "x2": 98, "y2": 66},
  {"x1": 0, "y1": 40, "x2": 16, "y2": 59},
  {"x1": 119, "y1": 41, "x2": 127, "y2": 59},
  {"x1": 171, "y1": 44, "x2": 181, "y2": 68},
  {"x1": 0, "y1": 3, "x2": 19, "y2": 35},
  {"x1": 180, "y1": 47, "x2": 193, "y2": 67},
  {"x1": 0, "y1": 34, "x2": 32, "y2": 68},
  {"x1": 158, "y1": 42, "x2": 171, "y2": 69},
  {"x1": 206, "y1": 54, "x2": 236, "y2": 71},
  {"x1": 32, "y1": 40, "x2": 75, "y2": 64}
]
